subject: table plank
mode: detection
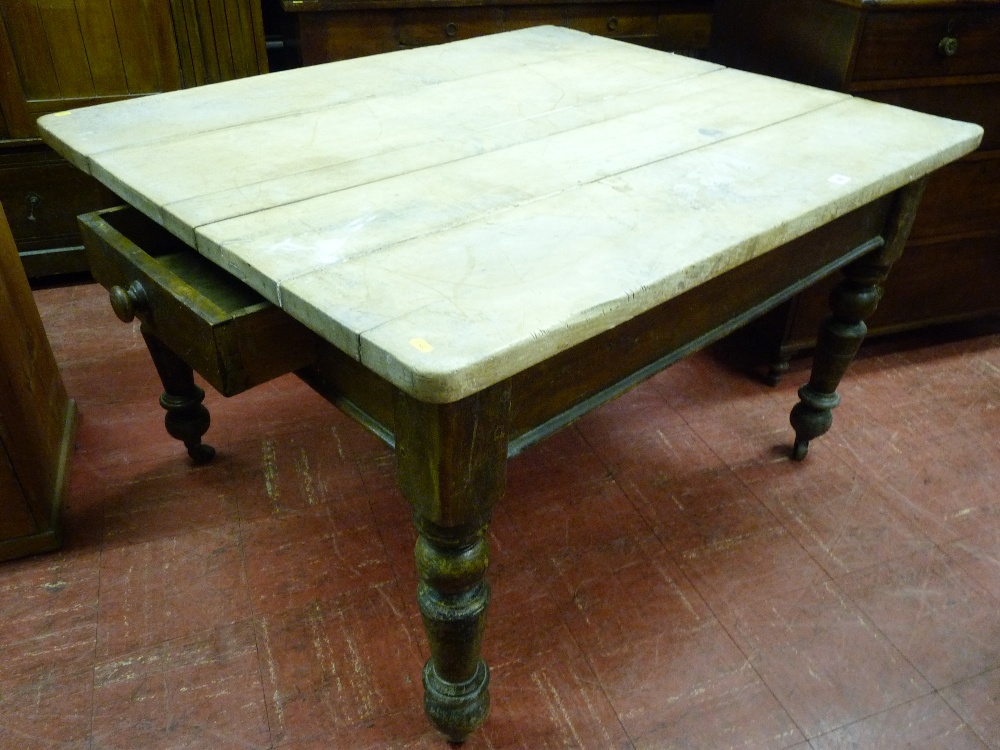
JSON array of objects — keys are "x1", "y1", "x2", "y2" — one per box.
[
  {"x1": 94, "y1": 48, "x2": 724, "y2": 246},
  {"x1": 191, "y1": 68, "x2": 843, "y2": 299},
  {"x1": 39, "y1": 25, "x2": 616, "y2": 165}
]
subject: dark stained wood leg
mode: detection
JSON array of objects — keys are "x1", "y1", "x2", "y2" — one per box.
[
  {"x1": 140, "y1": 326, "x2": 216, "y2": 464},
  {"x1": 765, "y1": 357, "x2": 790, "y2": 386},
  {"x1": 394, "y1": 381, "x2": 511, "y2": 743},
  {"x1": 790, "y1": 178, "x2": 928, "y2": 459}
]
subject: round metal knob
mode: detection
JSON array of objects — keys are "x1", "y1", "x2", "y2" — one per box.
[
  {"x1": 938, "y1": 36, "x2": 958, "y2": 57},
  {"x1": 607, "y1": 17, "x2": 619, "y2": 31},
  {"x1": 108, "y1": 280, "x2": 148, "y2": 323},
  {"x1": 445, "y1": 22, "x2": 457, "y2": 37}
]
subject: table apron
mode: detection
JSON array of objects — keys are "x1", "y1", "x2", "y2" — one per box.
[{"x1": 299, "y1": 191, "x2": 895, "y2": 455}]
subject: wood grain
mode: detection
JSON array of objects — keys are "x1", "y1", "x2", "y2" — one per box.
[
  {"x1": 77, "y1": 0, "x2": 129, "y2": 94},
  {"x1": 2, "y1": 1, "x2": 59, "y2": 99},
  {"x1": 0, "y1": 201, "x2": 74, "y2": 558}
]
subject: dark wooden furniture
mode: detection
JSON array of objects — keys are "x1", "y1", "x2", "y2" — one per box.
[
  {"x1": 0, "y1": 202, "x2": 76, "y2": 561},
  {"x1": 711, "y1": 0, "x2": 1000, "y2": 381},
  {"x1": 0, "y1": 0, "x2": 267, "y2": 278},
  {"x1": 281, "y1": 0, "x2": 713, "y2": 64}
]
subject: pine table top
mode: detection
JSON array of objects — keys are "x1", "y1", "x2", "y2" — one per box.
[{"x1": 39, "y1": 26, "x2": 982, "y2": 402}]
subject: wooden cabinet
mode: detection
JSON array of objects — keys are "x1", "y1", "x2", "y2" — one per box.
[
  {"x1": 0, "y1": 1, "x2": 268, "y2": 278},
  {"x1": 711, "y1": 0, "x2": 1000, "y2": 378},
  {"x1": 281, "y1": 0, "x2": 714, "y2": 65},
  {"x1": 0, "y1": 202, "x2": 75, "y2": 561}
]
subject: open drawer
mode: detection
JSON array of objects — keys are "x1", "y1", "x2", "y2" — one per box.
[{"x1": 79, "y1": 206, "x2": 320, "y2": 397}]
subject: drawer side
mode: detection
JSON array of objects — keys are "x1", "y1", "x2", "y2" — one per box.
[{"x1": 80, "y1": 207, "x2": 319, "y2": 396}]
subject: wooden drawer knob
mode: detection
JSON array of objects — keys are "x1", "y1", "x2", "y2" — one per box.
[
  {"x1": 607, "y1": 17, "x2": 619, "y2": 31},
  {"x1": 445, "y1": 22, "x2": 457, "y2": 37},
  {"x1": 939, "y1": 36, "x2": 958, "y2": 57},
  {"x1": 109, "y1": 280, "x2": 148, "y2": 323}
]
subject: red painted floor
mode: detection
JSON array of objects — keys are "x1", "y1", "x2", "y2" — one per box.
[{"x1": 4, "y1": 279, "x2": 1000, "y2": 749}]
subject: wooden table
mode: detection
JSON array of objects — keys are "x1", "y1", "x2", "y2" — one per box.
[{"x1": 38, "y1": 26, "x2": 981, "y2": 742}]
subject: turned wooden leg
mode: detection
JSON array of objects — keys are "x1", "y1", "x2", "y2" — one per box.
[
  {"x1": 765, "y1": 356, "x2": 790, "y2": 387},
  {"x1": 140, "y1": 326, "x2": 216, "y2": 464},
  {"x1": 394, "y1": 382, "x2": 511, "y2": 743},
  {"x1": 414, "y1": 519, "x2": 491, "y2": 743},
  {"x1": 790, "y1": 178, "x2": 928, "y2": 460}
]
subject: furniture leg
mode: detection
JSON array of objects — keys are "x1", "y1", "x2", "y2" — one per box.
[
  {"x1": 394, "y1": 382, "x2": 511, "y2": 742},
  {"x1": 766, "y1": 356, "x2": 790, "y2": 386},
  {"x1": 790, "y1": 178, "x2": 928, "y2": 459},
  {"x1": 140, "y1": 326, "x2": 216, "y2": 464}
]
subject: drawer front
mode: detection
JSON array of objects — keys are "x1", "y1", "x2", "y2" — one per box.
[
  {"x1": 297, "y1": 11, "x2": 398, "y2": 62},
  {"x1": 562, "y1": 4, "x2": 659, "y2": 40},
  {"x1": 864, "y1": 81, "x2": 1000, "y2": 151},
  {"x1": 296, "y1": 4, "x2": 712, "y2": 64},
  {"x1": 80, "y1": 207, "x2": 319, "y2": 396},
  {"x1": 909, "y1": 154, "x2": 1000, "y2": 241},
  {"x1": 395, "y1": 7, "x2": 504, "y2": 48},
  {"x1": 298, "y1": 9, "x2": 506, "y2": 62},
  {"x1": 340, "y1": 7, "x2": 665, "y2": 50},
  {"x1": 854, "y1": 8, "x2": 1000, "y2": 81},
  {"x1": 0, "y1": 144, "x2": 119, "y2": 251}
]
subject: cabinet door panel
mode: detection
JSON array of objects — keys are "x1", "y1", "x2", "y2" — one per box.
[
  {"x1": 77, "y1": 0, "x2": 130, "y2": 93},
  {"x1": 169, "y1": 0, "x2": 267, "y2": 85},
  {"x1": 39, "y1": 2, "x2": 96, "y2": 98},
  {"x1": 0, "y1": 0, "x2": 182, "y2": 136},
  {"x1": 1, "y1": 1, "x2": 59, "y2": 100},
  {"x1": 111, "y1": 0, "x2": 179, "y2": 93}
]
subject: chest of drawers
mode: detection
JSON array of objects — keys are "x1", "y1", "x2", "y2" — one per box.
[
  {"x1": 711, "y1": 0, "x2": 1000, "y2": 380},
  {"x1": 281, "y1": 0, "x2": 713, "y2": 64}
]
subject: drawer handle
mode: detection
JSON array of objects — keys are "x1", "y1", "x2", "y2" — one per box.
[
  {"x1": 26, "y1": 192, "x2": 41, "y2": 222},
  {"x1": 938, "y1": 36, "x2": 958, "y2": 57},
  {"x1": 445, "y1": 22, "x2": 457, "y2": 37},
  {"x1": 607, "y1": 17, "x2": 619, "y2": 31},
  {"x1": 109, "y1": 280, "x2": 149, "y2": 323}
]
